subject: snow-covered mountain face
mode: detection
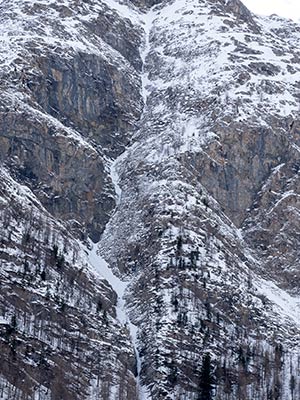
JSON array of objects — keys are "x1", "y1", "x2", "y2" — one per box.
[{"x1": 0, "y1": 0, "x2": 300, "y2": 399}]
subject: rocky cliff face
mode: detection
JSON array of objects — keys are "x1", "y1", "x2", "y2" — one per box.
[
  {"x1": 0, "y1": 0, "x2": 143, "y2": 242},
  {"x1": 0, "y1": 0, "x2": 300, "y2": 399}
]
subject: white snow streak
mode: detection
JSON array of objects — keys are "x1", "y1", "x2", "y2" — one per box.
[
  {"x1": 140, "y1": 9, "x2": 157, "y2": 103},
  {"x1": 88, "y1": 243, "x2": 149, "y2": 400}
]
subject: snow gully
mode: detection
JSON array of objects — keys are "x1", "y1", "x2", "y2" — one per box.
[{"x1": 88, "y1": 7, "x2": 158, "y2": 399}]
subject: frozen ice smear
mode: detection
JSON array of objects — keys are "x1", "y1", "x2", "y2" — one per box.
[
  {"x1": 89, "y1": 242, "x2": 150, "y2": 400},
  {"x1": 89, "y1": 243, "x2": 128, "y2": 324}
]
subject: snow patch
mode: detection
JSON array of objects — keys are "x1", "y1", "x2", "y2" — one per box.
[{"x1": 256, "y1": 278, "x2": 300, "y2": 329}]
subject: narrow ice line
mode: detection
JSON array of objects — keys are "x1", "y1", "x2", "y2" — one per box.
[
  {"x1": 110, "y1": 157, "x2": 122, "y2": 206},
  {"x1": 89, "y1": 243, "x2": 128, "y2": 322},
  {"x1": 87, "y1": 6, "x2": 156, "y2": 399},
  {"x1": 88, "y1": 243, "x2": 150, "y2": 399},
  {"x1": 141, "y1": 9, "x2": 157, "y2": 103}
]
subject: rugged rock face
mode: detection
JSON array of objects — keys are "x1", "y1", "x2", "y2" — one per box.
[
  {"x1": 244, "y1": 155, "x2": 300, "y2": 291},
  {"x1": 0, "y1": 0, "x2": 143, "y2": 242},
  {"x1": 0, "y1": 0, "x2": 300, "y2": 399}
]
